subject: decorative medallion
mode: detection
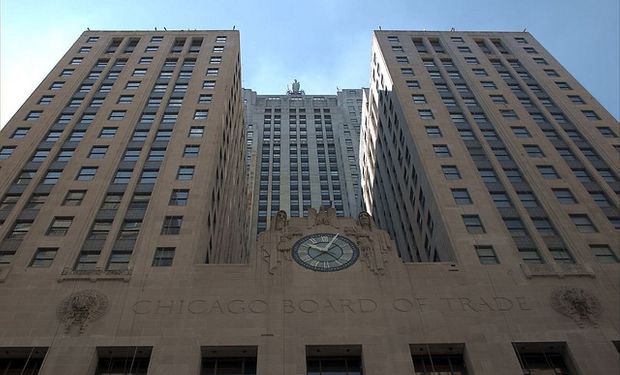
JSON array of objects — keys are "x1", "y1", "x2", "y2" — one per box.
[
  {"x1": 550, "y1": 287, "x2": 601, "y2": 327},
  {"x1": 57, "y1": 289, "x2": 109, "y2": 333}
]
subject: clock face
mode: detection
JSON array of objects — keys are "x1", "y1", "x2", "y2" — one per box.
[{"x1": 292, "y1": 233, "x2": 359, "y2": 272}]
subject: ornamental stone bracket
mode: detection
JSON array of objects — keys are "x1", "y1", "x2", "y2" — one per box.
[
  {"x1": 58, "y1": 266, "x2": 132, "y2": 283},
  {"x1": 550, "y1": 287, "x2": 601, "y2": 328},
  {"x1": 57, "y1": 289, "x2": 110, "y2": 334},
  {"x1": 520, "y1": 263, "x2": 595, "y2": 279}
]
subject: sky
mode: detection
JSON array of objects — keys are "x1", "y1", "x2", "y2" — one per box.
[{"x1": 1, "y1": 0, "x2": 619, "y2": 127}]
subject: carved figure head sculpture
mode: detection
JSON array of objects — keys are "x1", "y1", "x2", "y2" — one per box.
[{"x1": 358, "y1": 211, "x2": 372, "y2": 231}]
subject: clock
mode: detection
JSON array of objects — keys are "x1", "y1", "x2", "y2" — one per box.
[{"x1": 292, "y1": 233, "x2": 359, "y2": 272}]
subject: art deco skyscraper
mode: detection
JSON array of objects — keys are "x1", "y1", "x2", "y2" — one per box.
[
  {"x1": 244, "y1": 84, "x2": 364, "y2": 238},
  {"x1": 0, "y1": 30, "x2": 247, "y2": 270},
  {"x1": 361, "y1": 31, "x2": 619, "y2": 265}
]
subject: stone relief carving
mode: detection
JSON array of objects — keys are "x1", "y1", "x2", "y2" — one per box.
[
  {"x1": 345, "y1": 212, "x2": 392, "y2": 275},
  {"x1": 308, "y1": 206, "x2": 337, "y2": 227},
  {"x1": 57, "y1": 289, "x2": 109, "y2": 333},
  {"x1": 550, "y1": 287, "x2": 601, "y2": 327},
  {"x1": 262, "y1": 210, "x2": 302, "y2": 274}
]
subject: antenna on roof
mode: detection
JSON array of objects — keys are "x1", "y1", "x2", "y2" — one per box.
[
  {"x1": 87, "y1": 27, "x2": 90, "y2": 31},
  {"x1": 164, "y1": 27, "x2": 167, "y2": 31},
  {"x1": 233, "y1": 25, "x2": 236, "y2": 30},
  {"x1": 450, "y1": 27, "x2": 455, "y2": 31},
  {"x1": 378, "y1": 26, "x2": 382, "y2": 30},
  {"x1": 523, "y1": 28, "x2": 527, "y2": 32},
  {"x1": 155, "y1": 27, "x2": 158, "y2": 31}
]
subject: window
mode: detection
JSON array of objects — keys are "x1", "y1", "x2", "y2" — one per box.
[
  {"x1": 568, "y1": 95, "x2": 584, "y2": 104},
  {"x1": 557, "y1": 147, "x2": 575, "y2": 161},
  {"x1": 108, "y1": 110, "x2": 126, "y2": 120},
  {"x1": 512, "y1": 127, "x2": 530, "y2": 138},
  {"x1": 30, "y1": 150, "x2": 49, "y2": 162},
  {"x1": 99, "y1": 84, "x2": 113, "y2": 93},
  {"x1": 26, "y1": 193, "x2": 48, "y2": 209},
  {"x1": 590, "y1": 245, "x2": 618, "y2": 263},
  {"x1": 119, "y1": 219, "x2": 142, "y2": 239},
  {"x1": 533, "y1": 57, "x2": 548, "y2": 65},
  {"x1": 581, "y1": 110, "x2": 600, "y2": 120},
  {"x1": 76, "y1": 167, "x2": 97, "y2": 181},
  {"x1": 113, "y1": 169, "x2": 133, "y2": 184},
  {"x1": 139, "y1": 169, "x2": 159, "y2": 184},
  {"x1": 89, "y1": 146, "x2": 108, "y2": 159},
  {"x1": 47, "y1": 217, "x2": 73, "y2": 236},
  {"x1": 418, "y1": 110, "x2": 434, "y2": 119},
  {"x1": 38, "y1": 95, "x2": 54, "y2": 105},
  {"x1": 425, "y1": 126, "x2": 442, "y2": 138},
  {"x1": 63, "y1": 190, "x2": 86, "y2": 206},
  {"x1": 56, "y1": 150, "x2": 74, "y2": 161},
  {"x1": 411, "y1": 344, "x2": 467, "y2": 375},
  {"x1": 433, "y1": 145, "x2": 451, "y2": 157},
  {"x1": 597, "y1": 127, "x2": 617, "y2": 138},
  {"x1": 518, "y1": 192, "x2": 538, "y2": 207},
  {"x1": 451, "y1": 189, "x2": 472, "y2": 204},
  {"x1": 70, "y1": 57, "x2": 83, "y2": 65},
  {"x1": 464, "y1": 56, "x2": 479, "y2": 64},
  {"x1": 198, "y1": 94, "x2": 213, "y2": 104},
  {"x1": 183, "y1": 145, "x2": 200, "y2": 157},
  {"x1": 591, "y1": 192, "x2": 611, "y2": 207},
  {"x1": 209, "y1": 56, "x2": 222, "y2": 64},
  {"x1": 153, "y1": 247, "x2": 175, "y2": 266},
  {"x1": 194, "y1": 110, "x2": 209, "y2": 120},
  {"x1": 87, "y1": 36, "x2": 99, "y2": 43},
  {"x1": 101, "y1": 193, "x2": 123, "y2": 209},
  {"x1": 206, "y1": 68, "x2": 219, "y2": 76},
  {"x1": 504, "y1": 168, "x2": 523, "y2": 182},
  {"x1": 412, "y1": 94, "x2": 426, "y2": 104},
  {"x1": 553, "y1": 188, "x2": 577, "y2": 204},
  {"x1": 117, "y1": 95, "x2": 134, "y2": 104},
  {"x1": 169, "y1": 189, "x2": 189, "y2": 206},
  {"x1": 86, "y1": 220, "x2": 112, "y2": 240},
  {"x1": 132, "y1": 68, "x2": 147, "y2": 77},
  {"x1": 12, "y1": 127, "x2": 29, "y2": 139},
  {"x1": 161, "y1": 216, "x2": 183, "y2": 234},
  {"x1": 139, "y1": 57, "x2": 153, "y2": 64},
  {"x1": 75, "y1": 251, "x2": 99, "y2": 271},
  {"x1": 532, "y1": 217, "x2": 557, "y2": 236},
  {"x1": 147, "y1": 148, "x2": 166, "y2": 161},
  {"x1": 0, "y1": 146, "x2": 15, "y2": 159},
  {"x1": 463, "y1": 215, "x2": 485, "y2": 234},
  {"x1": 25, "y1": 110, "x2": 42, "y2": 121},
  {"x1": 570, "y1": 214, "x2": 597, "y2": 232},
  {"x1": 202, "y1": 80, "x2": 216, "y2": 89},
  {"x1": 475, "y1": 245, "x2": 499, "y2": 264},
  {"x1": 524, "y1": 145, "x2": 544, "y2": 158},
  {"x1": 99, "y1": 127, "x2": 117, "y2": 138},
  {"x1": 50, "y1": 81, "x2": 64, "y2": 90},
  {"x1": 500, "y1": 110, "x2": 518, "y2": 119},
  {"x1": 125, "y1": 81, "x2": 140, "y2": 89},
  {"x1": 442, "y1": 165, "x2": 461, "y2": 180},
  {"x1": 107, "y1": 251, "x2": 132, "y2": 271},
  {"x1": 401, "y1": 67, "x2": 414, "y2": 76},
  {"x1": 518, "y1": 248, "x2": 544, "y2": 264},
  {"x1": 30, "y1": 248, "x2": 58, "y2": 267},
  {"x1": 556, "y1": 82, "x2": 571, "y2": 90},
  {"x1": 481, "y1": 81, "x2": 497, "y2": 89},
  {"x1": 177, "y1": 166, "x2": 195, "y2": 180},
  {"x1": 490, "y1": 95, "x2": 507, "y2": 104},
  {"x1": 472, "y1": 68, "x2": 487, "y2": 76},
  {"x1": 549, "y1": 247, "x2": 574, "y2": 264},
  {"x1": 189, "y1": 126, "x2": 204, "y2": 138},
  {"x1": 537, "y1": 165, "x2": 559, "y2": 179},
  {"x1": 155, "y1": 130, "x2": 172, "y2": 141},
  {"x1": 491, "y1": 192, "x2": 512, "y2": 208}
]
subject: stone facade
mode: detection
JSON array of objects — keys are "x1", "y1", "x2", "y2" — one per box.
[{"x1": 0, "y1": 213, "x2": 618, "y2": 373}]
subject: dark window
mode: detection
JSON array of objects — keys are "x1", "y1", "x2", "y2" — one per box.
[
  {"x1": 153, "y1": 247, "x2": 175, "y2": 267},
  {"x1": 63, "y1": 190, "x2": 86, "y2": 206},
  {"x1": 161, "y1": 216, "x2": 183, "y2": 235},
  {"x1": 463, "y1": 215, "x2": 485, "y2": 234},
  {"x1": 475, "y1": 245, "x2": 499, "y2": 265},
  {"x1": 170, "y1": 189, "x2": 189, "y2": 206}
]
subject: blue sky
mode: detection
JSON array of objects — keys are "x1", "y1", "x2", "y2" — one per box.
[{"x1": 1, "y1": 0, "x2": 618, "y2": 126}]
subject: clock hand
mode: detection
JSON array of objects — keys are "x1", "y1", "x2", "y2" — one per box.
[
  {"x1": 307, "y1": 244, "x2": 325, "y2": 251},
  {"x1": 322, "y1": 233, "x2": 340, "y2": 252}
]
